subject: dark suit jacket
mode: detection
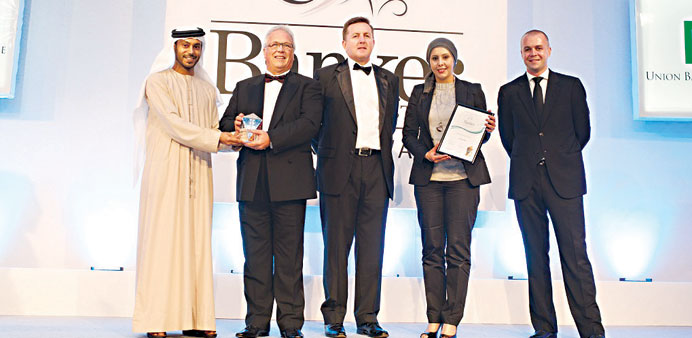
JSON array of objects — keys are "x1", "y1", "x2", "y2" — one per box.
[
  {"x1": 402, "y1": 77, "x2": 491, "y2": 187},
  {"x1": 220, "y1": 71, "x2": 322, "y2": 202},
  {"x1": 312, "y1": 60, "x2": 399, "y2": 198},
  {"x1": 498, "y1": 70, "x2": 590, "y2": 200}
]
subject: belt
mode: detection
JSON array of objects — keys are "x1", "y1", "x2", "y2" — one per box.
[{"x1": 355, "y1": 147, "x2": 379, "y2": 157}]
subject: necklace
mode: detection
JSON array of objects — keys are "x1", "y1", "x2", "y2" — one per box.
[{"x1": 431, "y1": 82, "x2": 455, "y2": 134}]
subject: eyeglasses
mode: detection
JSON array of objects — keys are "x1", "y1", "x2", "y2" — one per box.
[{"x1": 266, "y1": 42, "x2": 294, "y2": 50}]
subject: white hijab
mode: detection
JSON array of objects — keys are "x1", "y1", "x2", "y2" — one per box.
[{"x1": 132, "y1": 26, "x2": 224, "y2": 184}]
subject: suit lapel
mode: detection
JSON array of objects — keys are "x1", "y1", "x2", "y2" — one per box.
[
  {"x1": 541, "y1": 70, "x2": 562, "y2": 127},
  {"x1": 249, "y1": 75, "x2": 266, "y2": 119},
  {"x1": 517, "y1": 74, "x2": 539, "y2": 128},
  {"x1": 335, "y1": 61, "x2": 358, "y2": 124},
  {"x1": 268, "y1": 72, "x2": 299, "y2": 130},
  {"x1": 373, "y1": 65, "x2": 389, "y2": 133},
  {"x1": 454, "y1": 78, "x2": 468, "y2": 107},
  {"x1": 420, "y1": 90, "x2": 433, "y2": 143}
]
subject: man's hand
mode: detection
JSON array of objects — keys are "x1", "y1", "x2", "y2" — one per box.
[
  {"x1": 234, "y1": 113, "x2": 244, "y2": 133},
  {"x1": 243, "y1": 129, "x2": 271, "y2": 150},
  {"x1": 425, "y1": 143, "x2": 451, "y2": 163},
  {"x1": 219, "y1": 131, "x2": 242, "y2": 146},
  {"x1": 485, "y1": 113, "x2": 496, "y2": 133}
]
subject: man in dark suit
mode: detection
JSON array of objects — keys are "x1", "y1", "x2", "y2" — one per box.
[
  {"x1": 220, "y1": 26, "x2": 322, "y2": 338},
  {"x1": 497, "y1": 30, "x2": 605, "y2": 338},
  {"x1": 313, "y1": 17, "x2": 399, "y2": 338}
]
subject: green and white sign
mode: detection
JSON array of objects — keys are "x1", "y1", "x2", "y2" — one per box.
[
  {"x1": 685, "y1": 21, "x2": 692, "y2": 65},
  {"x1": 630, "y1": 0, "x2": 692, "y2": 120}
]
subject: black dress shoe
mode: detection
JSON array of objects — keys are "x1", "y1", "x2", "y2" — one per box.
[
  {"x1": 357, "y1": 322, "x2": 389, "y2": 338},
  {"x1": 183, "y1": 330, "x2": 217, "y2": 338},
  {"x1": 236, "y1": 326, "x2": 270, "y2": 338},
  {"x1": 324, "y1": 323, "x2": 346, "y2": 338},
  {"x1": 280, "y1": 328, "x2": 304, "y2": 338},
  {"x1": 529, "y1": 331, "x2": 557, "y2": 338}
]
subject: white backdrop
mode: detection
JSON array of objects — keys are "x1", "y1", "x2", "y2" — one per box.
[{"x1": 164, "y1": 0, "x2": 508, "y2": 210}]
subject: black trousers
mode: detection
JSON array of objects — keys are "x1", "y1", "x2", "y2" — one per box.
[
  {"x1": 514, "y1": 164, "x2": 605, "y2": 338},
  {"x1": 320, "y1": 153, "x2": 389, "y2": 325},
  {"x1": 238, "y1": 155, "x2": 307, "y2": 331},
  {"x1": 414, "y1": 179, "x2": 479, "y2": 326}
]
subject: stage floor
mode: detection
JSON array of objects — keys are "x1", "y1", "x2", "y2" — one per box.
[{"x1": 1, "y1": 316, "x2": 691, "y2": 338}]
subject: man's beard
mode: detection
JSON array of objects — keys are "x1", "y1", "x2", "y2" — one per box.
[{"x1": 178, "y1": 54, "x2": 199, "y2": 70}]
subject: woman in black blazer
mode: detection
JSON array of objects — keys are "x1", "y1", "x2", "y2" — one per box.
[{"x1": 402, "y1": 38, "x2": 495, "y2": 338}]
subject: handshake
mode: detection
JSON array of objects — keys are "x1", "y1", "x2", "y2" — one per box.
[{"x1": 219, "y1": 131, "x2": 242, "y2": 146}]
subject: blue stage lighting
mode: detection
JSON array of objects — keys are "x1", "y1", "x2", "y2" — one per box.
[
  {"x1": 79, "y1": 202, "x2": 137, "y2": 269},
  {"x1": 212, "y1": 202, "x2": 244, "y2": 273},
  {"x1": 619, "y1": 277, "x2": 653, "y2": 282},
  {"x1": 90, "y1": 266, "x2": 124, "y2": 271},
  {"x1": 495, "y1": 222, "x2": 528, "y2": 279},
  {"x1": 600, "y1": 212, "x2": 661, "y2": 280},
  {"x1": 508, "y1": 276, "x2": 527, "y2": 280}
]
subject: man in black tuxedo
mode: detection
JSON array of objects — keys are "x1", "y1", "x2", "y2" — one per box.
[
  {"x1": 312, "y1": 17, "x2": 399, "y2": 338},
  {"x1": 220, "y1": 26, "x2": 322, "y2": 338},
  {"x1": 497, "y1": 30, "x2": 605, "y2": 338}
]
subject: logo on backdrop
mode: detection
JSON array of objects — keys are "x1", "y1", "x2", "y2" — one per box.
[
  {"x1": 211, "y1": 27, "x2": 463, "y2": 102},
  {"x1": 685, "y1": 21, "x2": 692, "y2": 64},
  {"x1": 210, "y1": 25, "x2": 463, "y2": 163},
  {"x1": 282, "y1": 0, "x2": 408, "y2": 16},
  {"x1": 644, "y1": 21, "x2": 692, "y2": 82}
]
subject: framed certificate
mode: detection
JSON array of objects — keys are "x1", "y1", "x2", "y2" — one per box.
[{"x1": 437, "y1": 103, "x2": 492, "y2": 163}]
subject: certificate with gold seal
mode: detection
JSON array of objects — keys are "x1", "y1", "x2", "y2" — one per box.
[{"x1": 437, "y1": 104, "x2": 492, "y2": 163}]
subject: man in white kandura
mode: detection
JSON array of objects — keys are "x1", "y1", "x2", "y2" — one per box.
[{"x1": 132, "y1": 26, "x2": 239, "y2": 338}]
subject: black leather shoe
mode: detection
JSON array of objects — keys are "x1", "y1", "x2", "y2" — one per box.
[
  {"x1": 588, "y1": 335, "x2": 605, "y2": 338},
  {"x1": 324, "y1": 323, "x2": 346, "y2": 338},
  {"x1": 357, "y1": 322, "x2": 389, "y2": 338},
  {"x1": 183, "y1": 330, "x2": 217, "y2": 338},
  {"x1": 236, "y1": 326, "x2": 270, "y2": 338},
  {"x1": 529, "y1": 331, "x2": 557, "y2": 338},
  {"x1": 280, "y1": 328, "x2": 304, "y2": 338}
]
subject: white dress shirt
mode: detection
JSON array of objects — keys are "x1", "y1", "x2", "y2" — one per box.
[
  {"x1": 262, "y1": 69, "x2": 290, "y2": 131},
  {"x1": 348, "y1": 58, "x2": 380, "y2": 150},
  {"x1": 527, "y1": 68, "x2": 549, "y2": 104}
]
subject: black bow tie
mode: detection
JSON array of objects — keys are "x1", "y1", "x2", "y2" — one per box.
[
  {"x1": 353, "y1": 63, "x2": 372, "y2": 75},
  {"x1": 264, "y1": 73, "x2": 287, "y2": 83}
]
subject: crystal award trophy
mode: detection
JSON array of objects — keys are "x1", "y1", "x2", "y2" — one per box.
[{"x1": 241, "y1": 113, "x2": 262, "y2": 141}]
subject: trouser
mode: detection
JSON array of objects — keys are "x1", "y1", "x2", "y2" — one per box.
[
  {"x1": 320, "y1": 153, "x2": 389, "y2": 325},
  {"x1": 414, "y1": 179, "x2": 479, "y2": 325},
  {"x1": 514, "y1": 164, "x2": 605, "y2": 338},
  {"x1": 239, "y1": 154, "x2": 307, "y2": 331}
]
